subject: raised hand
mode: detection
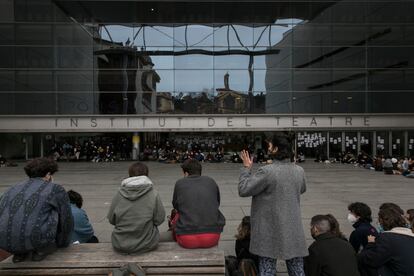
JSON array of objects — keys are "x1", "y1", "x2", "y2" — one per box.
[{"x1": 240, "y1": 150, "x2": 253, "y2": 169}]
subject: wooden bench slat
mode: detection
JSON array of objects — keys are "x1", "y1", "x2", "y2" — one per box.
[
  {"x1": 0, "y1": 266, "x2": 225, "y2": 275},
  {"x1": 0, "y1": 242, "x2": 225, "y2": 275}
]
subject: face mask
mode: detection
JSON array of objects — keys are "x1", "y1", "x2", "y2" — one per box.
[
  {"x1": 347, "y1": 213, "x2": 358, "y2": 224},
  {"x1": 377, "y1": 224, "x2": 384, "y2": 233}
]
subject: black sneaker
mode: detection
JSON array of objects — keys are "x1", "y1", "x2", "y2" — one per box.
[{"x1": 12, "y1": 253, "x2": 28, "y2": 263}]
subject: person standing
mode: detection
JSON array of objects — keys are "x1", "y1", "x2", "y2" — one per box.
[
  {"x1": 239, "y1": 132, "x2": 308, "y2": 276},
  {"x1": 0, "y1": 158, "x2": 73, "y2": 262}
]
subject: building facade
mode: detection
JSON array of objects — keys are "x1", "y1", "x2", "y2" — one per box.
[{"x1": 0, "y1": 0, "x2": 413, "y2": 159}]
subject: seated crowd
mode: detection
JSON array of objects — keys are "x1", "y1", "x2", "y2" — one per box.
[{"x1": 0, "y1": 134, "x2": 414, "y2": 276}]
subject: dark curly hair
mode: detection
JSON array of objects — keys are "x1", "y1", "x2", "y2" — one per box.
[
  {"x1": 24, "y1": 158, "x2": 58, "y2": 178},
  {"x1": 266, "y1": 132, "x2": 295, "y2": 161},
  {"x1": 379, "y1": 208, "x2": 407, "y2": 231},
  {"x1": 67, "y1": 190, "x2": 83, "y2": 208},
  {"x1": 348, "y1": 202, "x2": 373, "y2": 223}
]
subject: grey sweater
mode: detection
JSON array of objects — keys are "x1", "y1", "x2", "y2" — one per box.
[
  {"x1": 172, "y1": 175, "x2": 225, "y2": 235},
  {"x1": 239, "y1": 160, "x2": 308, "y2": 260}
]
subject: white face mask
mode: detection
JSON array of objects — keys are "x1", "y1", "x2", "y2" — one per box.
[{"x1": 347, "y1": 213, "x2": 358, "y2": 224}]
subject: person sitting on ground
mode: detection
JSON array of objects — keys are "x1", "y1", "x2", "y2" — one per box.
[
  {"x1": 378, "y1": 202, "x2": 406, "y2": 232},
  {"x1": 405, "y1": 209, "x2": 414, "y2": 232},
  {"x1": 170, "y1": 159, "x2": 225, "y2": 249},
  {"x1": 107, "y1": 162, "x2": 165, "y2": 254},
  {"x1": 305, "y1": 215, "x2": 360, "y2": 276},
  {"x1": 358, "y1": 208, "x2": 414, "y2": 276},
  {"x1": 325, "y1": 214, "x2": 347, "y2": 240},
  {"x1": 347, "y1": 202, "x2": 378, "y2": 252},
  {"x1": 0, "y1": 158, "x2": 73, "y2": 263},
  {"x1": 383, "y1": 156, "x2": 394, "y2": 174},
  {"x1": 67, "y1": 190, "x2": 98, "y2": 244},
  {"x1": 235, "y1": 216, "x2": 259, "y2": 269},
  {"x1": 0, "y1": 154, "x2": 7, "y2": 167}
]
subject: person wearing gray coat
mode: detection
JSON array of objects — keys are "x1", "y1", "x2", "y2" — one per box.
[{"x1": 239, "y1": 132, "x2": 308, "y2": 276}]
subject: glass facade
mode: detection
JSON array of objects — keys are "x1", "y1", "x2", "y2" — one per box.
[{"x1": 1, "y1": 0, "x2": 414, "y2": 115}]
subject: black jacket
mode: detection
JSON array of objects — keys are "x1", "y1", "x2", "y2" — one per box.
[
  {"x1": 350, "y1": 221, "x2": 378, "y2": 252},
  {"x1": 172, "y1": 175, "x2": 225, "y2": 235},
  {"x1": 235, "y1": 238, "x2": 259, "y2": 268},
  {"x1": 358, "y1": 228, "x2": 414, "y2": 276},
  {"x1": 305, "y1": 233, "x2": 360, "y2": 276}
]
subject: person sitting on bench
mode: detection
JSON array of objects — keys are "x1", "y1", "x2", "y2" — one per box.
[{"x1": 0, "y1": 158, "x2": 73, "y2": 263}]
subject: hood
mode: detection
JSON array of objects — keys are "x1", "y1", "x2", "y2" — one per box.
[
  {"x1": 119, "y1": 176, "x2": 153, "y2": 201},
  {"x1": 386, "y1": 227, "x2": 414, "y2": 238}
]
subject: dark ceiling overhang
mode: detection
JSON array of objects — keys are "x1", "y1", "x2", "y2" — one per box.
[{"x1": 53, "y1": 0, "x2": 337, "y2": 25}]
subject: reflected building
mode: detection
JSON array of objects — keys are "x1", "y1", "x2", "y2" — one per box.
[{"x1": 0, "y1": 0, "x2": 413, "y2": 159}]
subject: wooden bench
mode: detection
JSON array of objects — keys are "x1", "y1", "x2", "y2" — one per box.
[{"x1": 0, "y1": 242, "x2": 225, "y2": 276}]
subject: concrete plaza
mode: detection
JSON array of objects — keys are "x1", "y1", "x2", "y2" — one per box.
[{"x1": 1, "y1": 161, "x2": 413, "y2": 273}]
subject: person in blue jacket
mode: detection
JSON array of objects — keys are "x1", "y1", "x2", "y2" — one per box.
[{"x1": 68, "y1": 190, "x2": 98, "y2": 243}]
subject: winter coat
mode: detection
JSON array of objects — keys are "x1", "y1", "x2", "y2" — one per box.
[
  {"x1": 172, "y1": 175, "x2": 225, "y2": 235},
  {"x1": 350, "y1": 220, "x2": 379, "y2": 253},
  {"x1": 239, "y1": 160, "x2": 308, "y2": 260},
  {"x1": 0, "y1": 178, "x2": 73, "y2": 253},
  {"x1": 358, "y1": 227, "x2": 414, "y2": 276},
  {"x1": 107, "y1": 176, "x2": 165, "y2": 254},
  {"x1": 70, "y1": 204, "x2": 95, "y2": 243},
  {"x1": 304, "y1": 233, "x2": 360, "y2": 276}
]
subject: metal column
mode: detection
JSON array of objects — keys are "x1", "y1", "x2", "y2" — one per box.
[
  {"x1": 132, "y1": 132, "x2": 140, "y2": 160},
  {"x1": 389, "y1": 131, "x2": 393, "y2": 156},
  {"x1": 372, "y1": 131, "x2": 377, "y2": 156},
  {"x1": 341, "y1": 132, "x2": 346, "y2": 153},
  {"x1": 40, "y1": 135, "x2": 44, "y2": 158},
  {"x1": 404, "y1": 131, "x2": 409, "y2": 157},
  {"x1": 327, "y1": 132, "x2": 330, "y2": 159},
  {"x1": 357, "y1": 132, "x2": 361, "y2": 153}
]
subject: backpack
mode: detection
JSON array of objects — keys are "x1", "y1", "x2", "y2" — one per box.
[
  {"x1": 238, "y1": 258, "x2": 258, "y2": 276},
  {"x1": 225, "y1": 256, "x2": 258, "y2": 276}
]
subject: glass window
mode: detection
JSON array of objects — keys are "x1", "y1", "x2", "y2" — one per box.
[
  {"x1": 376, "y1": 131, "x2": 389, "y2": 156},
  {"x1": 213, "y1": 25, "x2": 253, "y2": 48},
  {"x1": 293, "y1": 92, "x2": 331, "y2": 113},
  {"x1": 328, "y1": 132, "x2": 343, "y2": 160},
  {"x1": 101, "y1": 25, "x2": 133, "y2": 46},
  {"x1": 16, "y1": 24, "x2": 52, "y2": 45},
  {"x1": 56, "y1": 71, "x2": 93, "y2": 92},
  {"x1": 14, "y1": 93, "x2": 56, "y2": 114},
  {"x1": 360, "y1": 132, "x2": 373, "y2": 156},
  {"x1": 253, "y1": 24, "x2": 293, "y2": 47},
  {"x1": 214, "y1": 70, "x2": 250, "y2": 93},
  {"x1": 15, "y1": 47, "x2": 53, "y2": 68},
  {"x1": 15, "y1": 70, "x2": 53, "y2": 92},
  {"x1": 0, "y1": 24, "x2": 14, "y2": 45},
  {"x1": 134, "y1": 25, "x2": 174, "y2": 48},
  {"x1": 345, "y1": 132, "x2": 358, "y2": 154},
  {"x1": 0, "y1": 71, "x2": 15, "y2": 91},
  {"x1": 293, "y1": 70, "x2": 332, "y2": 91},
  {"x1": 214, "y1": 55, "x2": 251, "y2": 70},
  {"x1": 0, "y1": 93, "x2": 14, "y2": 114},
  {"x1": 173, "y1": 25, "x2": 213, "y2": 47},
  {"x1": 174, "y1": 70, "x2": 213, "y2": 93},
  {"x1": 57, "y1": 46, "x2": 94, "y2": 68},
  {"x1": 174, "y1": 51, "x2": 213, "y2": 69},
  {"x1": 0, "y1": 46, "x2": 14, "y2": 68},
  {"x1": 58, "y1": 93, "x2": 95, "y2": 114},
  {"x1": 55, "y1": 24, "x2": 94, "y2": 46},
  {"x1": 391, "y1": 131, "x2": 404, "y2": 158}
]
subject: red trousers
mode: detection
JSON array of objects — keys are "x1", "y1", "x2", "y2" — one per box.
[{"x1": 171, "y1": 212, "x2": 220, "y2": 249}]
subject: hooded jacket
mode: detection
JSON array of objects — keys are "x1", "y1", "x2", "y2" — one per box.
[{"x1": 107, "y1": 176, "x2": 165, "y2": 254}]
